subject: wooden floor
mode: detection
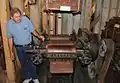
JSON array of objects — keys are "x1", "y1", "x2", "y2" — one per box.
[{"x1": 0, "y1": 69, "x2": 10, "y2": 83}]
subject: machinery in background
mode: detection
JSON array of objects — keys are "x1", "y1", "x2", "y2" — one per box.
[
  {"x1": 44, "y1": 0, "x2": 81, "y2": 12},
  {"x1": 102, "y1": 17, "x2": 120, "y2": 46},
  {"x1": 24, "y1": 0, "x2": 114, "y2": 83}
]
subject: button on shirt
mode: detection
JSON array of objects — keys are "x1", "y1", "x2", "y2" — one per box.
[{"x1": 6, "y1": 16, "x2": 34, "y2": 45}]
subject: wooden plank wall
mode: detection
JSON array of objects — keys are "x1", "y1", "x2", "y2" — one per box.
[{"x1": 0, "y1": 0, "x2": 16, "y2": 83}]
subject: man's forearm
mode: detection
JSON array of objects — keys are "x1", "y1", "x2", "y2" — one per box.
[
  {"x1": 32, "y1": 30, "x2": 40, "y2": 38},
  {"x1": 32, "y1": 30, "x2": 45, "y2": 41},
  {"x1": 8, "y1": 38, "x2": 14, "y2": 55}
]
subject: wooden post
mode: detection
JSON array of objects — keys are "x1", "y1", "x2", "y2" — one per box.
[
  {"x1": 0, "y1": 0, "x2": 16, "y2": 83},
  {"x1": 38, "y1": 0, "x2": 43, "y2": 32},
  {"x1": 98, "y1": 39, "x2": 114, "y2": 83},
  {"x1": 29, "y1": 0, "x2": 40, "y2": 34},
  {"x1": 39, "y1": 0, "x2": 49, "y2": 34}
]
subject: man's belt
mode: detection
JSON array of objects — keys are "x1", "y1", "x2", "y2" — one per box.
[{"x1": 15, "y1": 43, "x2": 32, "y2": 47}]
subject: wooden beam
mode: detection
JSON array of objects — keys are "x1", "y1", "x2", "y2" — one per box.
[
  {"x1": 98, "y1": 39, "x2": 114, "y2": 83},
  {"x1": 39, "y1": 0, "x2": 46, "y2": 32},
  {"x1": 0, "y1": 0, "x2": 16, "y2": 83},
  {"x1": 30, "y1": 0, "x2": 40, "y2": 34}
]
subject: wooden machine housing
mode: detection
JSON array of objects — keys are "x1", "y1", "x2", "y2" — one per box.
[
  {"x1": 47, "y1": 35, "x2": 76, "y2": 74},
  {"x1": 44, "y1": 0, "x2": 82, "y2": 12},
  {"x1": 43, "y1": 0, "x2": 80, "y2": 74}
]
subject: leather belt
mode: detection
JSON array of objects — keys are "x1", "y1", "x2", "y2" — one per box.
[{"x1": 15, "y1": 43, "x2": 32, "y2": 47}]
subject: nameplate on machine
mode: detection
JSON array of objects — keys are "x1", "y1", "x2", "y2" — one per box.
[{"x1": 60, "y1": 6, "x2": 71, "y2": 11}]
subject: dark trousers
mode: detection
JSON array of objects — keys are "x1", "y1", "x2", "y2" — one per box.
[{"x1": 15, "y1": 46, "x2": 37, "y2": 80}]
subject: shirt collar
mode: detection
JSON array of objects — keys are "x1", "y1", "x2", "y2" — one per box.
[{"x1": 11, "y1": 19, "x2": 15, "y2": 24}]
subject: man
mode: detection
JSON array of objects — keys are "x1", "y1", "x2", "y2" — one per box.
[{"x1": 6, "y1": 7, "x2": 44, "y2": 83}]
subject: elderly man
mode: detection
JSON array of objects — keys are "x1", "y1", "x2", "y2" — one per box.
[{"x1": 6, "y1": 7, "x2": 44, "y2": 83}]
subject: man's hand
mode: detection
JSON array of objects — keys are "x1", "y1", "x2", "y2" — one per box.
[
  {"x1": 8, "y1": 38, "x2": 15, "y2": 61},
  {"x1": 32, "y1": 30, "x2": 45, "y2": 41},
  {"x1": 39, "y1": 35, "x2": 45, "y2": 41},
  {"x1": 10, "y1": 52, "x2": 15, "y2": 61}
]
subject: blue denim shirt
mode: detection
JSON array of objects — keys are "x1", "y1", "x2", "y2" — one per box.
[{"x1": 6, "y1": 16, "x2": 34, "y2": 45}]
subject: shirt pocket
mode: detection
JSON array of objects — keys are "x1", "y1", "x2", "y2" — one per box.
[{"x1": 23, "y1": 25, "x2": 29, "y2": 32}]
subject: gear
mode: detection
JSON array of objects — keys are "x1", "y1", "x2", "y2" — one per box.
[
  {"x1": 98, "y1": 40, "x2": 107, "y2": 57},
  {"x1": 102, "y1": 17, "x2": 120, "y2": 43}
]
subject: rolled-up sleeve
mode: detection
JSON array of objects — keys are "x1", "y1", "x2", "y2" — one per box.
[{"x1": 24, "y1": 16, "x2": 35, "y2": 32}]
